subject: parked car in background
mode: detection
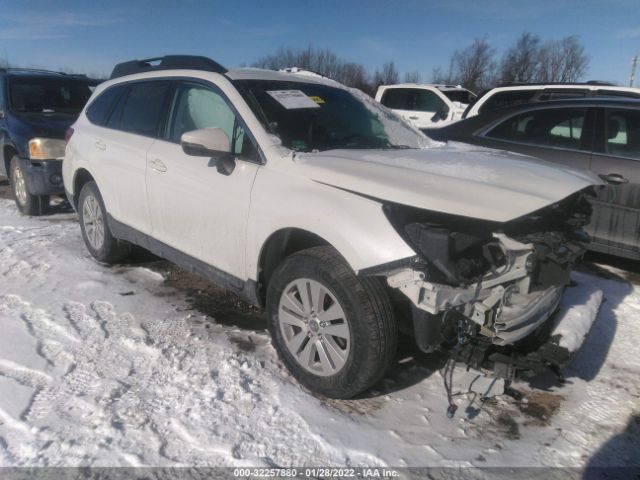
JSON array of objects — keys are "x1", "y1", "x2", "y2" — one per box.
[
  {"x1": 375, "y1": 83, "x2": 476, "y2": 129},
  {"x1": 426, "y1": 97, "x2": 640, "y2": 260},
  {"x1": 65, "y1": 56, "x2": 600, "y2": 399},
  {"x1": 463, "y1": 82, "x2": 640, "y2": 119},
  {"x1": 0, "y1": 68, "x2": 99, "y2": 215}
]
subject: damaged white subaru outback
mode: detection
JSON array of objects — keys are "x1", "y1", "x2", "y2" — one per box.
[{"x1": 63, "y1": 56, "x2": 601, "y2": 399}]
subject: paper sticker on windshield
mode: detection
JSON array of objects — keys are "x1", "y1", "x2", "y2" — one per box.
[
  {"x1": 267, "y1": 90, "x2": 320, "y2": 109},
  {"x1": 308, "y1": 95, "x2": 325, "y2": 104}
]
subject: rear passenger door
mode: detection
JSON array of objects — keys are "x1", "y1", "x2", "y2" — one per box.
[
  {"x1": 93, "y1": 80, "x2": 170, "y2": 234},
  {"x1": 588, "y1": 108, "x2": 640, "y2": 258},
  {"x1": 145, "y1": 80, "x2": 260, "y2": 279}
]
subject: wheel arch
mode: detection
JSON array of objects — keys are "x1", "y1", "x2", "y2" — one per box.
[
  {"x1": 256, "y1": 227, "x2": 331, "y2": 305},
  {"x1": 71, "y1": 168, "x2": 96, "y2": 209},
  {"x1": 3, "y1": 143, "x2": 17, "y2": 178}
]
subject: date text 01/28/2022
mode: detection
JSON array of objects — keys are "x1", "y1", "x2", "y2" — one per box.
[{"x1": 232, "y1": 467, "x2": 400, "y2": 478}]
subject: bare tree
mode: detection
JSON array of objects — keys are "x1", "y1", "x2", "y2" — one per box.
[
  {"x1": 538, "y1": 36, "x2": 589, "y2": 82},
  {"x1": 500, "y1": 32, "x2": 542, "y2": 83},
  {"x1": 450, "y1": 37, "x2": 497, "y2": 92},
  {"x1": 252, "y1": 45, "x2": 376, "y2": 93},
  {"x1": 404, "y1": 70, "x2": 421, "y2": 83},
  {"x1": 373, "y1": 61, "x2": 399, "y2": 89}
]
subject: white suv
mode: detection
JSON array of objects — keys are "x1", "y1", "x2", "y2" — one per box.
[
  {"x1": 375, "y1": 83, "x2": 476, "y2": 129},
  {"x1": 464, "y1": 83, "x2": 640, "y2": 118},
  {"x1": 64, "y1": 56, "x2": 600, "y2": 398}
]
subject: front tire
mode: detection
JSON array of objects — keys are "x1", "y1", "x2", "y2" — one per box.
[
  {"x1": 10, "y1": 156, "x2": 49, "y2": 216},
  {"x1": 78, "y1": 181, "x2": 128, "y2": 264},
  {"x1": 267, "y1": 246, "x2": 397, "y2": 399}
]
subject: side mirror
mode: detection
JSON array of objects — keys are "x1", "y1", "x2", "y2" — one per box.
[
  {"x1": 431, "y1": 105, "x2": 450, "y2": 122},
  {"x1": 181, "y1": 127, "x2": 231, "y2": 157},
  {"x1": 181, "y1": 127, "x2": 235, "y2": 175}
]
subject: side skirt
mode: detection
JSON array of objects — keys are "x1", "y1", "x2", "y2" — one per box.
[{"x1": 107, "y1": 214, "x2": 262, "y2": 308}]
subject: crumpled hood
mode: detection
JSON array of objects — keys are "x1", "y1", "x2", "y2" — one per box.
[{"x1": 293, "y1": 143, "x2": 601, "y2": 223}]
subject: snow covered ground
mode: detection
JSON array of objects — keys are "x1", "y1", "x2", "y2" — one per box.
[{"x1": 0, "y1": 191, "x2": 639, "y2": 471}]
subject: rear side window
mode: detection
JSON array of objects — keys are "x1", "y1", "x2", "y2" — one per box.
[
  {"x1": 606, "y1": 109, "x2": 640, "y2": 159},
  {"x1": 380, "y1": 89, "x2": 411, "y2": 110},
  {"x1": 478, "y1": 90, "x2": 538, "y2": 114},
  {"x1": 486, "y1": 108, "x2": 588, "y2": 151},
  {"x1": 85, "y1": 85, "x2": 127, "y2": 126},
  {"x1": 119, "y1": 81, "x2": 170, "y2": 137}
]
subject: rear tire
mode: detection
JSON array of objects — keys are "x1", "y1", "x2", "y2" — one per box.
[
  {"x1": 10, "y1": 156, "x2": 49, "y2": 216},
  {"x1": 78, "y1": 181, "x2": 129, "y2": 264},
  {"x1": 267, "y1": 246, "x2": 397, "y2": 399}
]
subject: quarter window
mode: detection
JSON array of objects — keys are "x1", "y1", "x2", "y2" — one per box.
[
  {"x1": 86, "y1": 84, "x2": 127, "y2": 126},
  {"x1": 119, "y1": 81, "x2": 170, "y2": 137},
  {"x1": 605, "y1": 109, "x2": 640, "y2": 159},
  {"x1": 486, "y1": 108, "x2": 588, "y2": 151}
]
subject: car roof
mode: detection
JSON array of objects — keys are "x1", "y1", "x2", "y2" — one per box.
[
  {"x1": 1, "y1": 68, "x2": 93, "y2": 80},
  {"x1": 378, "y1": 83, "x2": 467, "y2": 90}
]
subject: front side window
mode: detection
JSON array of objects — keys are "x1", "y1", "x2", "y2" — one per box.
[
  {"x1": 486, "y1": 108, "x2": 588, "y2": 151},
  {"x1": 235, "y1": 79, "x2": 428, "y2": 152},
  {"x1": 412, "y1": 90, "x2": 446, "y2": 112},
  {"x1": 166, "y1": 83, "x2": 252, "y2": 157},
  {"x1": 9, "y1": 77, "x2": 93, "y2": 114},
  {"x1": 119, "y1": 81, "x2": 170, "y2": 137},
  {"x1": 606, "y1": 109, "x2": 640, "y2": 159}
]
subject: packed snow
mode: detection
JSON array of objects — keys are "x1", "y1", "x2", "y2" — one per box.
[{"x1": 0, "y1": 194, "x2": 639, "y2": 472}]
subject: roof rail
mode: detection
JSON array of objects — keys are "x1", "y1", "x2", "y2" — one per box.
[
  {"x1": 497, "y1": 81, "x2": 616, "y2": 87},
  {"x1": 0, "y1": 67, "x2": 81, "y2": 76},
  {"x1": 110, "y1": 55, "x2": 227, "y2": 79}
]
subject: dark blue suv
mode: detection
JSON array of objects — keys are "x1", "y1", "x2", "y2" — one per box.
[{"x1": 0, "y1": 69, "x2": 98, "y2": 215}]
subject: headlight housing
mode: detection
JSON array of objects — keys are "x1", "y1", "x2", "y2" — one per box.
[{"x1": 28, "y1": 138, "x2": 66, "y2": 160}]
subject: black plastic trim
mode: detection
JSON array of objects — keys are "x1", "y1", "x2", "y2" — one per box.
[
  {"x1": 110, "y1": 56, "x2": 227, "y2": 80},
  {"x1": 106, "y1": 214, "x2": 261, "y2": 307}
]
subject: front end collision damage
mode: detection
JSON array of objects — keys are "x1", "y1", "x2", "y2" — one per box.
[{"x1": 370, "y1": 188, "x2": 597, "y2": 379}]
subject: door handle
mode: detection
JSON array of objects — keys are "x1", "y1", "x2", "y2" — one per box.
[
  {"x1": 149, "y1": 158, "x2": 167, "y2": 173},
  {"x1": 94, "y1": 140, "x2": 106, "y2": 151},
  {"x1": 599, "y1": 173, "x2": 628, "y2": 185},
  {"x1": 409, "y1": 116, "x2": 419, "y2": 120}
]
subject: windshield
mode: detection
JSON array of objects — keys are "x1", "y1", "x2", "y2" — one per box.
[
  {"x1": 440, "y1": 89, "x2": 476, "y2": 105},
  {"x1": 234, "y1": 79, "x2": 428, "y2": 152},
  {"x1": 9, "y1": 77, "x2": 94, "y2": 114}
]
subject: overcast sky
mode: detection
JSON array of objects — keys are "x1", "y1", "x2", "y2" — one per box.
[{"x1": 1, "y1": 0, "x2": 639, "y2": 85}]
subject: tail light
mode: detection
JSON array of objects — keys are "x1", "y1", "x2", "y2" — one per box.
[{"x1": 64, "y1": 128, "x2": 74, "y2": 145}]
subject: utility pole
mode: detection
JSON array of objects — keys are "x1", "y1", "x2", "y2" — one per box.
[{"x1": 631, "y1": 55, "x2": 638, "y2": 88}]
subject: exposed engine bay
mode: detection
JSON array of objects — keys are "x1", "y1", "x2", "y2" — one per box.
[{"x1": 376, "y1": 187, "x2": 596, "y2": 379}]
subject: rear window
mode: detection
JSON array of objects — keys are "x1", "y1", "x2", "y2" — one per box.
[
  {"x1": 478, "y1": 90, "x2": 538, "y2": 114},
  {"x1": 440, "y1": 90, "x2": 475, "y2": 105},
  {"x1": 119, "y1": 81, "x2": 170, "y2": 137},
  {"x1": 597, "y1": 89, "x2": 640, "y2": 99},
  {"x1": 86, "y1": 84, "x2": 127, "y2": 126},
  {"x1": 9, "y1": 77, "x2": 93, "y2": 114}
]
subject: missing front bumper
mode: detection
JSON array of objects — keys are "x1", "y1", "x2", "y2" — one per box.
[{"x1": 387, "y1": 233, "x2": 584, "y2": 348}]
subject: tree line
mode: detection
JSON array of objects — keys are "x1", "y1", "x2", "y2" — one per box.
[{"x1": 252, "y1": 32, "x2": 590, "y2": 95}]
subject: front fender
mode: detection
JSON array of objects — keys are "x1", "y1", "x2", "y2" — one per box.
[{"x1": 245, "y1": 167, "x2": 416, "y2": 281}]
